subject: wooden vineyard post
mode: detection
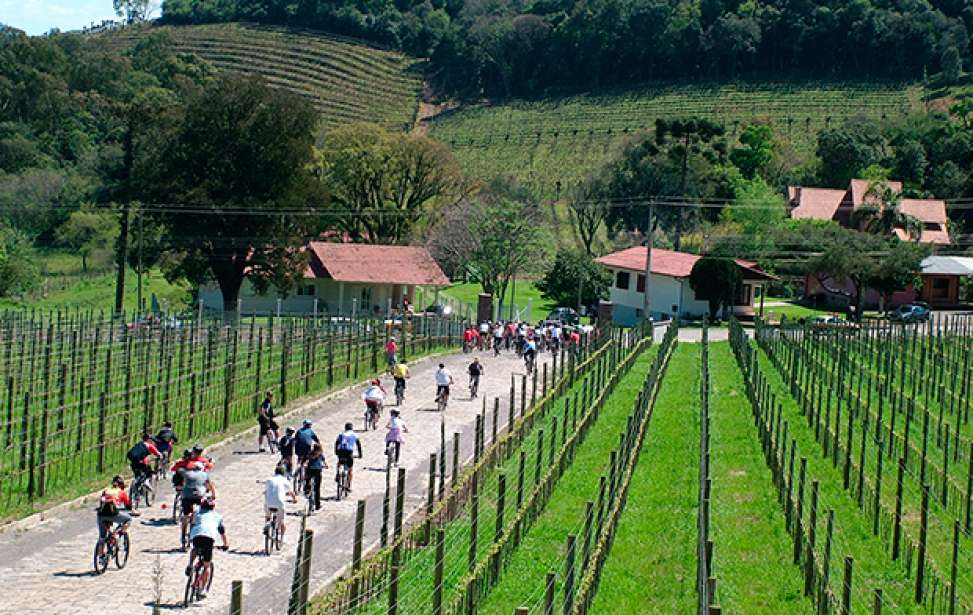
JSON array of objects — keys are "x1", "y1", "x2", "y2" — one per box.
[
  {"x1": 521, "y1": 375, "x2": 527, "y2": 416},
  {"x1": 517, "y1": 450, "x2": 526, "y2": 509},
  {"x1": 230, "y1": 580, "x2": 243, "y2": 615},
  {"x1": 469, "y1": 467, "x2": 479, "y2": 575},
  {"x1": 804, "y1": 481, "x2": 819, "y2": 597},
  {"x1": 97, "y1": 392, "x2": 107, "y2": 473},
  {"x1": 950, "y1": 521, "x2": 960, "y2": 615},
  {"x1": 545, "y1": 571, "x2": 556, "y2": 615},
  {"x1": 188, "y1": 373, "x2": 197, "y2": 438},
  {"x1": 893, "y1": 458, "x2": 905, "y2": 560},
  {"x1": 794, "y1": 458, "x2": 807, "y2": 565},
  {"x1": 352, "y1": 500, "x2": 365, "y2": 608},
  {"x1": 842, "y1": 557, "x2": 853, "y2": 615},
  {"x1": 873, "y1": 437, "x2": 883, "y2": 535},
  {"x1": 425, "y1": 454, "x2": 437, "y2": 545},
  {"x1": 381, "y1": 457, "x2": 391, "y2": 547},
  {"x1": 820, "y1": 510, "x2": 834, "y2": 614},
  {"x1": 916, "y1": 485, "x2": 929, "y2": 604},
  {"x1": 563, "y1": 534, "x2": 576, "y2": 615},
  {"x1": 874, "y1": 589, "x2": 883, "y2": 615},
  {"x1": 966, "y1": 442, "x2": 973, "y2": 533},
  {"x1": 434, "y1": 527, "x2": 445, "y2": 615},
  {"x1": 493, "y1": 471, "x2": 506, "y2": 582},
  {"x1": 581, "y1": 500, "x2": 594, "y2": 571}
]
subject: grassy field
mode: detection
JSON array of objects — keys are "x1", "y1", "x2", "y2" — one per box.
[
  {"x1": 440, "y1": 281, "x2": 555, "y2": 323},
  {"x1": 428, "y1": 82, "x2": 923, "y2": 199},
  {"x1": 98, "y1": 22, "x2": 423, "y2": 133},
  {"x1": 590, "y1": 343, "x2": 700, "y2": 613}
]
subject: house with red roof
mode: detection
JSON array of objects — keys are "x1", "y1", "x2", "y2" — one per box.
[
  {"x1": 595, "y1": 246, "x2": 776, "y2": 324},
  {"x1": 787, "y1": 179, "x2": 950, "y2": 244},
  {"x1": 200, "y1": 242, "x2": 450, "y2": 315}
]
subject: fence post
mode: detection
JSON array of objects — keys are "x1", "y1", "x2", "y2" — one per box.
[
  {"x1": 874, "y1": 588, "x2": 883, "y2": 615},
  {"x1": 916, "y1": 485, "x2": 929, "y2": 604},
  {"x1": 230, "y1": 580, "x2": 243, "y2": 615},
  {"x1": 298, "y1": 529, "x2": 314, "y2": 615},
  {"x1": 893, "y1": 458, "x2": 905, "y2": 560},
  {"x1": 949, "y1": 520, "x2": 960, "y2": 615},
  {"x1": 434, "y1": 527, "x2": 445, "y2": 615},
  {"x1": 563, "y1": 534, "x2": 576, "y2": 615},
  {"x1": 352, "y1": 500, "x2": 365, "y2": 608},
  {"x1": 425, "y1": 454, "x2": 437, "y2": 545},
  {"x1": 545, "y1": 571, "x2": 556, "y2": 615},
  {"x1": 842, "y1": 557, "x2": 853, "y2": 615}
]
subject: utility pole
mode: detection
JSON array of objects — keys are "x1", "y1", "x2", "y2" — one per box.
[
  {"x1": 137, "y1": 208, "x2": 143, "y2": 315},
  {"x1": 642, "y1": 201, "x2": 654, "y2": 322},
  {"x1": 114, "y1": 112, "x2": 134, "y2": 317}
]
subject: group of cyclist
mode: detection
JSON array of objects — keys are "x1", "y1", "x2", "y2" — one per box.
[{"x1": 463, "y1": 321, "x2": 585, "y2": 373}]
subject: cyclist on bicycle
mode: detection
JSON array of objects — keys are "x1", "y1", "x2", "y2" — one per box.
[
  {"x1": 363, "y1": 378, "x2": 386, "y2": 425},
  {"x1": 295, "y1": 420, "x2": 320, "y2": 467},
  {"x1": 186, "y1": 497, "x2": 229, "y2": 599},
  {"x1": 278, "y1": 427, "x2": 297, "y2": 477},
  {"x1": 468, "y1": 358, "x2": 484, "y2": 396},
  {"x1": 153, "y1": 421, "x2": 178, "y2": 460},
  {"x1": 392, "y1": 361, "x2": 410, "y2": 402},
  {"x1": 385, "y1": 337, "x2": 398, "y2": 375},
  {"x1": 180, "y1": 461, "x2": 214, "y2": 543},
  {"x1": 435, "y1": 363, "x2": 453, "y2": 409},
  {"x1": 385, "y1": 410, "x2": 408, "y2": 467},
  {"x1": 257, "y1": 390, "x2": 279, "y2": 453},
  {"x1": 96, "y1": 476, "x2": 135, "y2": 554},
  {"x1": 334, "y1": 422, "x2": 363, "y2": 491},
  {"x1": 523, "y1": 337, "x2": 537, "y2": 372},
  {"x1": 493, "y1": 322, "x2": 503, "y2": 356},
  {"x1": 170, "y1": 448, "x2": 194, "y2": 490},
  {"x1": 264, "y1": 465, "x2": 296, "y2": 537},
  {"x1": 126, "y1": 432, "x2": 160, "y2": 483}
]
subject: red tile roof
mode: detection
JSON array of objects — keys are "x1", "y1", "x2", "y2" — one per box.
[
  {"x1": 306, "y1": 242, "x2": 450, "y2": 286},
  {"x1": 790, "y1": 187, "x2": 847, "y2": 221},
  {"x1": 850, "y1": 179, "x2": 902, "y2": 206},
  {"x1": 595, "y1": 247, "x2": 773, "y2": 280}
]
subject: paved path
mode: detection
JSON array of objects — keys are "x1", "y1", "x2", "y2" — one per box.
[{"x1": 0, "y1": 348, "x2": 549, "y2": 614}]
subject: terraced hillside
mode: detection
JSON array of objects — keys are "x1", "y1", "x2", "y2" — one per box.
[
  {"x1": 99, "y1": 23, "x2": 423, "y2": 132},
  {"x1": 427, "y1": 82, "x2": 923, "y2": 199}
]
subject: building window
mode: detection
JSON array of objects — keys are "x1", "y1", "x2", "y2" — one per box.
[
  {"x1": 636, "y1": 274, "x2": 645, "y2": 293},
  {"x1": 296, "y1": 285, "x2": 315, "y2": 296},
  {"x1": 615, "y1": 271, "x2": 630, "y2": 290}
]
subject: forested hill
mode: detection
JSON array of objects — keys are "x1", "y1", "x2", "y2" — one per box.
[{"x1": 160, "y1": 0, "x2": 971, "y2": 97}]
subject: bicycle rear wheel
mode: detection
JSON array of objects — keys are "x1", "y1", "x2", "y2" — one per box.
[
  {"x1": 264, "y1": 522, "x2": 273, "y2": 555},
  {"x1": 115, "y1": 533, "x2": 130, "y2": 569},
  {"x1": 274, "y1": 523, "x2": 283, "y2": 551},
  {"x1": 93, "y1": 539, "x2": 109, "y2": 575},
  {"x1": 184, "y1": 567, "x2": 197, "y2": 606},
  {"x1": 143, "y1": 483, "x2": 154, "y2": 507},
  {"x1": 172, "y1": 494, "x2": 180, "y2": 523}
]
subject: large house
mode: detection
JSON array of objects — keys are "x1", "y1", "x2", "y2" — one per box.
[
  {"x1": 200, "y1": 242, "x2": 450, "y2": 315},
  {"x1": 595, "y1": 246, "x2": 776, "y2": 325},
  {"x1": 787, "y1": 179, "x2": 950, "y2": 244}
]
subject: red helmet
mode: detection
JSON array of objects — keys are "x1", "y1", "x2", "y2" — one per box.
[{"x1": 372, "y1": 378, "x2": 381, "y2": 385}]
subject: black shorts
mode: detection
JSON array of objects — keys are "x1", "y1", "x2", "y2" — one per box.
[
  {"x1": 437, "y1": 385, "x2": 450, "y2": 397},
  {"x1": 182, "y1": 495, "x2": 202, "y2": 516},
  {"x1": 337, "y1": 450, "x2": 354, "y2": 468},
  {"x1": 192, "y1": 536, "x2": 215, "y2": 562},
  {"x1": 258, "y1": 416, "x2": 278, "y2": 436}
]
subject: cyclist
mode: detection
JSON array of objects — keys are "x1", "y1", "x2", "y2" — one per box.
[
  {"x1": 126, "y1": 432, "x2": 160, "y2": 483},
  {"x1": 385, "y1": 409, "x2": 408, "y2": 466},
  {"x1": 189, "y1": 443, "x2": 214, "y2": 472},
  {"x1": 392, "y1": 361, "x2": 410, "y2": 403},
  {"x1": 186, "y1": 497, "x2": 229, "y2": 600},
  {"x1": 264, "y1": 465, "x2": 296, "y2": 538},
  {"x1": 170, "y1": 448, "x2": 194, "y2": 490},
  {"x1": 362, "y1": 378, "x2": 386, "y2": 426},
  {"x1": 95, "y1": 476, "x2": 135, "y2": 555},
  {"x1": 180, "y1": 461, "x2": 214, "y2": 544},
  {"x1": 334, "y1": 422, "x2": 363, "y2": 491},
  {"x1": 493, "y1": 322, "x2": 503, "y2": 356},
  {"x1": 153, "y1": 421, "x2": 178, "y2": 461},
  {"x1": 478, "y1": 321, "x2": 489, "y2": 350},
  {"x1": 385, "y1": 337, "x2": 398, "y2": 375},
  {"x1": 305, "y1": 443, "x2": 327, "y2": 512},
  {"x1": 462, "y1": 326, "x2": 476, "y2": 353},
  {"x1": 257, "y1": 390, "x2": 279, "y2": 453},
  {"x1": 523, "y1": 337, "x2": 537, "y2": 373},
  {"x1": 435, "y1": 363, "x2": 453, "y2": 409},
  {"x1": 295, "y1": 419, "x2": 320, "y2": 473},
  {"x1": 278, "y1": 427, "x2": 297, "y2": 477},
  {"x1": 468, "y1": 357, "x2": 484, "y2": 397}
]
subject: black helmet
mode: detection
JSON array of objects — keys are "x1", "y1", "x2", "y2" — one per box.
[
  {"x1": 192, "y1": 443, "x2": 204, "y2": 453},
  {"x1": 182, "y1": 449, "x2": 192, "y2": 459},
  {"x1": 285, "y1": 427, "x2": 295, "y2": 435},
  {"x1": 344, "y1": 422, "x2": 354, "y2": 431},
  {"x1": 111, "y1": 475, "x2": 125, "y2": 488}
]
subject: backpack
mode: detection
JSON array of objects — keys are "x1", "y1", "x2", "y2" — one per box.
[
  {"x1": 126, "y1": 442, "x2": 147, "y2": 463},
  {"x1": 98, "y1": 492, "x2": 118, "y2": 516}
]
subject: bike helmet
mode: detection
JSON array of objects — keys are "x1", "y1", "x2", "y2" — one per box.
[
  {"x1": 371, "y1": 378, "x2": 381, "y2": 385},
  {"x1": 344, "y1": 422, "x2": 354, "y2": 431},
  {"x1": 192, "y1": 461, "x2": 205, "y2": 471},
  {"x1": 390, "y1": 409, "x2": 400, "y2": 417},
  {"x1": 192, "y1": 443, "x2": 204, "y2": 453},
  {"x1": 285, "y1": 427, "x2": 295, "y2": 435},
  {"x1": 182, "y1": 449, "x2": 192, "y2": 459},
  {"x1": 111, "y1": 475, "x2": 125, "y2": 488},
  {"x1": 302, "y1": 419, "x2": 313, "y2": 427}
]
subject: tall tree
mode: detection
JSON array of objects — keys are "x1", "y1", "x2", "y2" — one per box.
[
  {"x1": 689, "y1": 256, "x2": 743, "y2": 320},
  {"x1": 850, "y1": 182, "x2": 923, "y2": 241},
  {"x1": 314, "y1": 123, "x2": 467, "y2": 244},
  {"x1": 113, "y1": 0, "x2": 152, "y2": 23},
  {"x1": 536, "y1": 248, "x2": 610, "y2": 311},
  {"x1": 55, "y1": 207, "x2": 118, "y2": 271},
  {"x1": 139, "y1": 74, "x2": 322, "y2": 317}
]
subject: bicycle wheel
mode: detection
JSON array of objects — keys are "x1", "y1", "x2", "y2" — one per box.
[
  {"x1": 115, "y1": 532, "x2": 130, "y2": 569},
  {"x1": 274, "y1": 522, "x2": 283, "y2": 551},
  {"x1": 93, "y1": 539, "x2": 109, "y2": 575},
  {"x1": 172, "y1": 494, "x2": 180, "y2": 523},
  {"x1": 128, "y1": 483, "x2": 140, "y2": 512},
  {"x1": 184, "y1": 566, "x2": 197, "y2": 607},
  {"x1": 264, "y1": 522, "x2": 272, "y2": 555},
  {"x1": 143, "y1": 483, "x2": 155, "y2": 508}
]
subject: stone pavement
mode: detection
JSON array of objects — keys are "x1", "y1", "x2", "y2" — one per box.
[{"x1": 0, "y1": 347, "x2": 549, "y2": 614}]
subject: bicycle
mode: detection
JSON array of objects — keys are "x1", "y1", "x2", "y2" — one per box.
[
  {"x1": 364, "y1": 402, "x2": 381, "y2": 430},
  {"x1": 93, "y1": 520, "x2": 130, "y2": 574},
  {"x1": 171, "y1": 490, "x2": 182, "y2": 524},
  {"x1": 385, "y1": 440, "x2": 402, "y2": 467},
  {"x1": 129, "y1": 472, "x2": 155, "y2": 510},
  {"x1": 153, "y1": 450, "x2": 170, "y2": 482},
  {"x1": 184, "y1": 545, "x2": 226, "y2": 606},
  {"x1": 394, "y1": 380, "x2": 405, "y2": 406},
  {"x1": 469, "y1": 376, "x2": 479, "y2": 399},
  {"x1": 436, "y1": 390, "x2": 449, "y2": 412},
  {"x1": 335, "y1": 463, "x2": 350, "y2": 501},
  {"x1": 264, "y1": 509, "x2": 284, "y2": 555}
]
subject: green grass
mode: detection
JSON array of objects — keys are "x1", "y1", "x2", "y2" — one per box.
[
  {"x1": 709, "y1": 342, "x2": 813, "y2": 614},
  {"x1": 98, "y1": 22, "x2": 423, "y2": 133},
  {"x1": 475, "y1": 349, "x2": 656, "y2": 612},
  {"x1": 440, "y1": 281, "x2": 555, "y2": 323},
  {"x1": 427, "y1": 82, "x2": 922, "y2": 199},
  {"x1": 590, "y1": 343, "x2": 700, "y2": 613}
]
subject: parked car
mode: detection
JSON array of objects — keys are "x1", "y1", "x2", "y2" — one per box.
[
  {"x1": 422, "y1": 304, "x2": 454, "y2": 317},
  {"x1": 810, "y1": 315, "x2": 858, "y2": 334},
  {"x1": 546, "y1": 307, "x2": 580, "y2": 325},
  {"x1": 886, "y1": 303, "x2": 931, "y2": 323}
]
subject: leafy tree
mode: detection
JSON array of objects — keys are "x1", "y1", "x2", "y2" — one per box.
[
  {"x1": 729, "y1": 124, "x2": 774, "y2": 180},
  {"x1": 0, "y1": 224, "x2": 39, "y2": 296},
  {"x1": 689, "y1": 256, "x2": 742, "y2": 320},
  {"x1": 113, "y1": 0, "x2": 152, "y2": 23},
  {"x1": 871, "y1": 241, "x2": 929, "y2": 312},
  {"x1": 942, "y1": 45, "x2": 963, "y2": 83},
  {"x1": 708, "y1": 175, "x2": 787, "y2": 262},
  {"x1": 314, "y1": 123, "x2": 467, "y2": 244},
  {"x1": 816, "y1": 119, "x2": 886, "y2": 186},
  {"x1": 138, "y1": 75, "x2": 322, "y2": 316},
  {"x1": 55, "y1": 208, "x2": 118, "y2": 271},
  {"x1": 536, "y1": 249, "x2": 611, "y2": 311},
  {"x1": 850, "y1": 182, "x2": 923, "y2": 241},
  {"x1": 428, "y1": 177, "x2": 550, "y2": 307}
]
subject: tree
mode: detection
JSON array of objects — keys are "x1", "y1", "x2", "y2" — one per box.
[
  {"x1": 729, "y1": 124, "x2": 774, "y2": 179},
  {"x1": 113, "y1": 0, "x2": 152, "y2": 23},
  {"x1": 0, "y1": 224, "x2": 39, "y2": 296},
  {"x1": 689, "y1": 256, "x2": 742, "y2": 320},
  {"x1": 138, "y1": 75, "x2": 322, "y2": 317},
  {"x1": 536, "y1": 248, "x2": 611, "y2": 311},
  {"x1": 428, "y1": 177, "x2": 550, "y2": 308},
  {"x1": 870, "y1": 241, "x2": 929, "y2": 312},
  {"x1": 806, "y1": 228, "x2": 891, "y2": 320},
  {"x1": 55, "y1": 208, "x2": 118, "y2": 271},
  {"x1": 708, "y1": 175, "x2": 788, "y2": 263},
  {"x1": 568, "y1": 179, "x2": 609, "y2": 255},
  {"x1": 314, "y1": 123, "x2": 467, "y2": 244},
  {"x1": 850, "y1": 182, "x2": 923, "y2": 241},
  {"x1": 816, "y1": 119, "x2": 886, "y2": 186},
  {"x1": 942, "y1": 45, "x2": 963, "y2": 83}
]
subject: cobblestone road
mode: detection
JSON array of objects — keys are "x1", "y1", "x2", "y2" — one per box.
[{"x1": 0, "y1": 348, "x2": 549, "y2": 614}]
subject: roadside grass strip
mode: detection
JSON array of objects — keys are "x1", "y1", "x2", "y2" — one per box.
[
  {"x1": 709, "y1": 342, "x2": 813, "y2": 614},
  {"x1": 475, "y1": 349, "x2": 657, "y2": 612},
  {"x1": 588, "y1": 343, "x2": 701, "y2": 613}
]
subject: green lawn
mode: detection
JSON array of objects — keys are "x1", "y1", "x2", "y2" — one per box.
[
  {"x1": 440, "y1": 281, "x2": 556, "y2": 323},
  {"x1": 590, "y1": 343, "x2": 700, "y2": 613}
]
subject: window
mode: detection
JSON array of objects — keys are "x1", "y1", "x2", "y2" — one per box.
[
  {"x1": 636, "y1": 274, "x2": 646, "y2": 293},
  {"x1": 296, "y1": 285, "x2": 315, "y2": 296},
  {"x1": 615, "y1": 271, "x2": 630, "y2": 290}
]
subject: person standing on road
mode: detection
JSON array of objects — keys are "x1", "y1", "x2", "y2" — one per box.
[
  {"x1": 257, "y1": 391, "x2": 279, "y2": 453},
  {"x1": 385, "y1": 409, "x2": 408, "y2": 466},
  {"x1": 305, "y1": 443, "x2": 327, "y2": 512},
  {"x1": 435, "y1": 363, "x2": 454, "y2": 408}
]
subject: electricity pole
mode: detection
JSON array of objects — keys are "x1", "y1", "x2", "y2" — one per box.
[
  {"x1": 114, "y1": 112, "x2": 134, "y2": 317},
  {"x1": 642, "y1": 201, "x2": 654, "y2": 322},
  {"x1": 137, "y1": 208, "x2": 143, "y2": 315}
]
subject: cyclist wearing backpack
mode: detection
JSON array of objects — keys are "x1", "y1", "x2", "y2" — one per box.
[
  {"x1": 334, "y1": 422, "x2": 363, "y2": 491},
  {"x1": 96, "y1": 476, "x2": 135, "y2": 552},
  {"x1": 154, "y1": 422, "x2": 178, "y2": 458},
  {"x1": 127, "y1": 433, "x2": 160, "y2": 482}
]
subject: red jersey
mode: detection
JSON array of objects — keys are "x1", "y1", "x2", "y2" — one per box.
[
  {"x1": 463, "y1": 329, "x2": 475, "y2": 343},
  {"x1": 173, "y1": 454, "x2": 213, "y2": 473},
  {"x1": 570, "y1": 332, "x2": 581, "y2": 345},
  {"x1": 386, "y1": 340, "x2": 398, "y2": 354},
  {"x1": 101, "y1": 487, "x2": 131, "y2": 509}
]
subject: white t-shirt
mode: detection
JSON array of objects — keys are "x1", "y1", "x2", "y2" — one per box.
[
  {"x1": 363, "y1": 384, "x2": 385, "y2": 402},
  {"x1": 435, "y1": 368, "x2": 452, "y2": 386},
  {"x1": 189, "y1": 509, "x2": 224, "y2": 541},
  {"x1": 265, "y1": 475, "x2": 292, "y2": 511},
  {"x1": 493, "y1": 325, "x2": 503, "y2": 338},
  {"x1": 479, "y1": 322, "x2": 489, "y2": 333}
]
